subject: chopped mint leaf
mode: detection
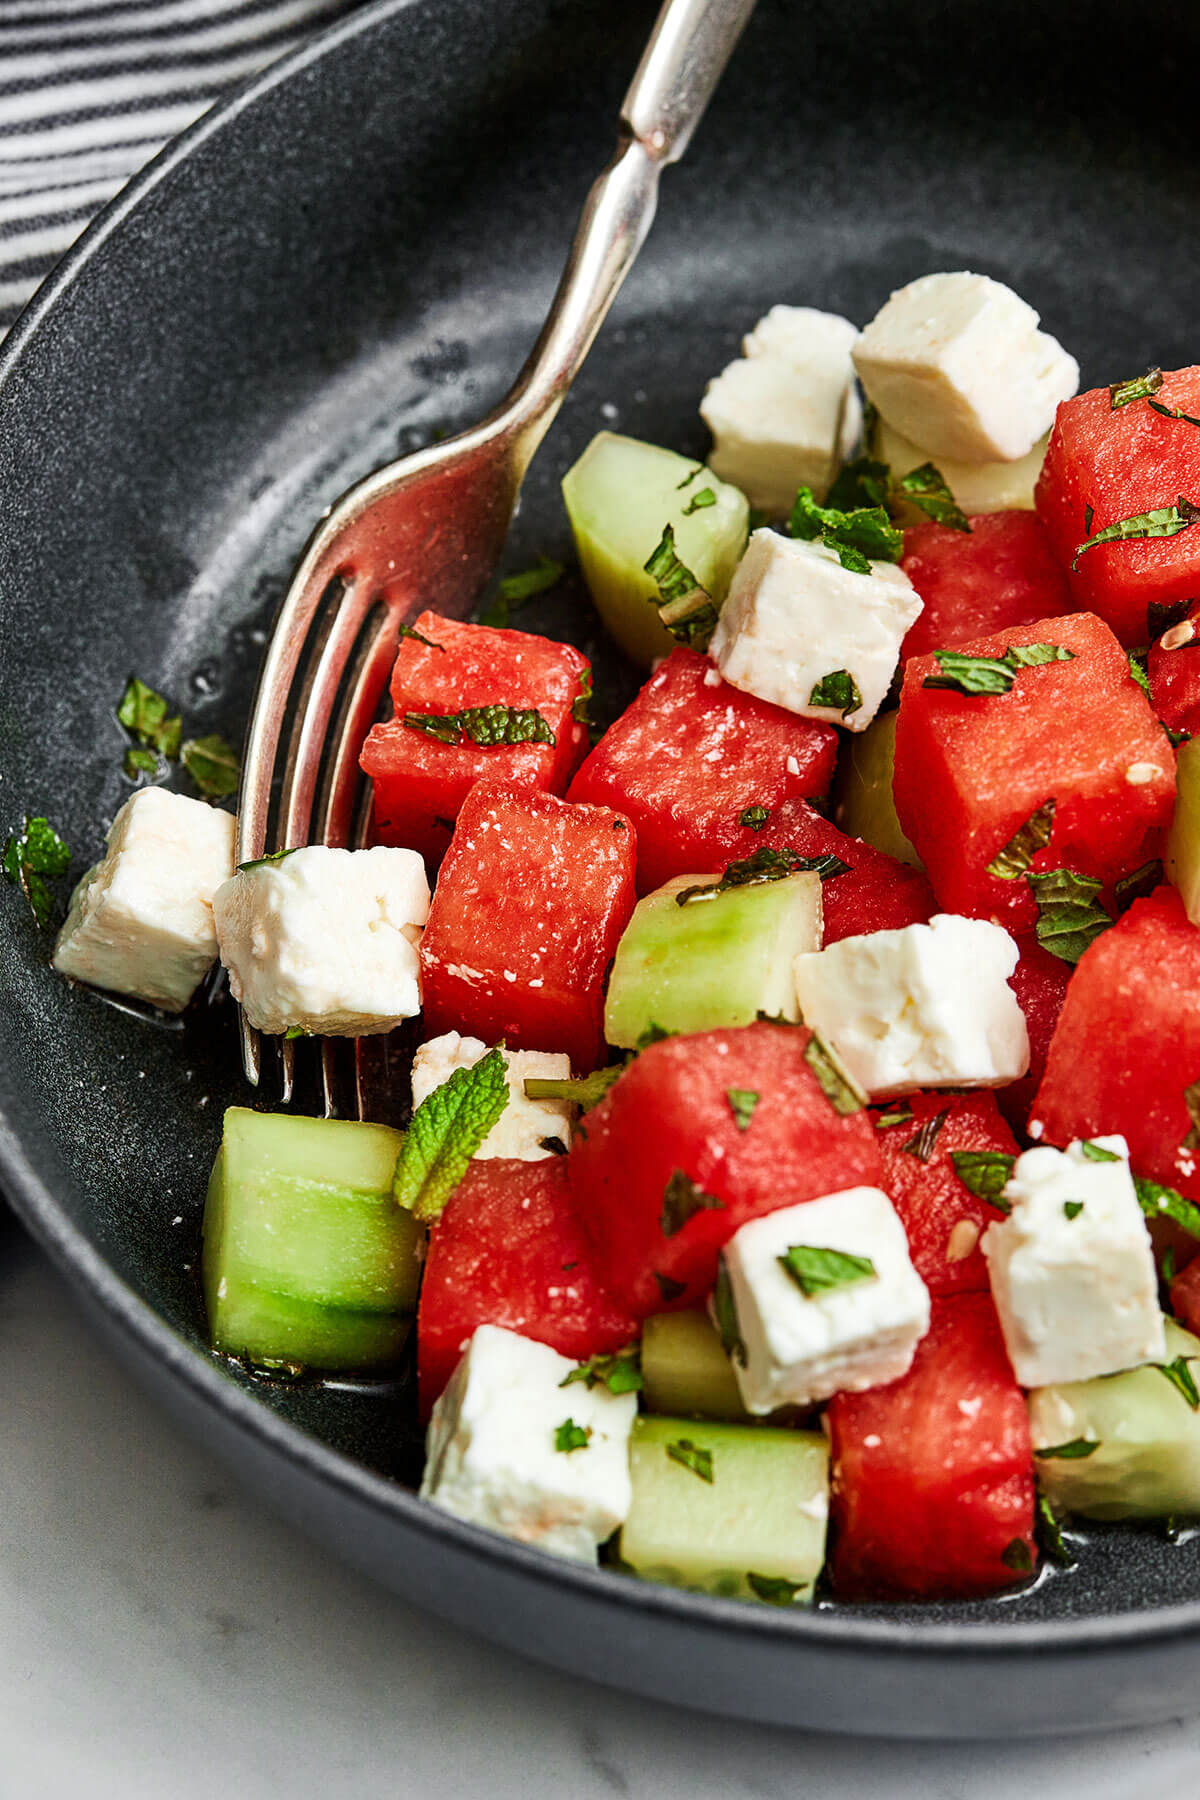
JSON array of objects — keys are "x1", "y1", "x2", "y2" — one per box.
[
  {"x1": 1135, "y1": 1174, "x2": 1200, "y2": 1240},
  {"x1": 1, "y1": 814, "x2": 71, "y2": 930},
  {"x1": 1063, "y1": 1200, "x2": 1085, "y2": 1221},
  {"x1": 1114, "y1": 861, "x2": 1163, "y2": 913},
  {"x1": 712, "y1": 1256, "x2": 747, "y2": 1366},
  {"x1": 1163, "y1": 1246, "x2": 1178, "y2": 1285},
  {"x1": 950, "y1": 1149, "x2": 1015, "y2": 1210},
  {"x1": 500, "y1": 556, "x2": 564, "y2": 603},
  {"x1": 1154, "y1": 1356, "x2": 1200, "y2": 1410},
  {"x1": 1035, "y1": 1493, "x2": 1076, "y2": 1568},
  {"x1": 986, "y1": 798, "x2": 1056, "y2": 881},
  {"x1": 803, "y1": 1031, "x2": 866, "y2": 1115},
  {"x1": 539, "y1": 1135, "x2": 568, "y2": 1156},
  {"x1": 823, "y1": 455, "x2": 891, "y2": 513},
  {"x1": 117, "y1": 675, "x2": 182, "y2": 761},
  {"x1": 1128, "y1": 647, "x2": 1152, "y2": 695},
  {"x1": 1027, "y1": 867, "x2": 1112, "y2": 965},
  {"x1": 682, "y1": 486, "x2": 717, "y2": 516},
  {"x1": 524, "y1": 1066, "x2": 622, "y2": 1112},
  {"x1": 1169, "y1": 726, "x2": 1193, "y2": 748},
  {"x1": 393, "y1": 1044, "x2": 510, "y2": 1222},
  {"x1": 746, "y1": 1572, "x2": 806, "y2": 1605},
  {"x1": 560, "y1": 1346, "x2": 643, "y2": 1395},
  {"x1": 666, "y1": 1438, "x2": 714, "y2": 1483},
  {"x1": 660, "y1": 1169, "x2": 725, "y2": 1238},
  {"x1": 237, "y1": 846, "x2": 301, "y2": 873},
  {"x1": 1080, "y1": 1140, "x2": 1121, "y2": 1162},
  {"x1": 1182, "y1": 1076, "x2": 1200, "y2": 1151},
  {"x1": 901, "y1": 1107, "x2": 950, "y2": 1163},
  {"x1": 572, "y1": 667, "x2": 593, "y2": 728},
  {"x1": 1084, "y1": 502, "x2": 1095, "y2": 537},
  {"x1": 643, "y1": 524, "x2": 719, "y2": 650},
  {"x1": 924, "y1": 643, "x2": 1075, "y2": 697},
  {"x1": 1148, "y1": 399, "x2": 1200, "y2": 428},
  {"x1": 653, "y1": 1271, "x2": 687, "y2": 1302},
  {"x1": 726, "y1": 1088, "x2": 760, "y2": 1132},
  {"x1": 1110, "y1": 367, "x2": 1163, "y2": 408},
  {"x1": 1149, "y1": 598, "x2": 1195, "y2": 641},
  {"x1": 283, "y1": 1024, "x2": 309, "y2": 1039},
  {"x1": 1073, "y1": 497, "x2": 1200, "y2": 570},
  {"x1": 397, "y1": 622, "x2": 445, "y2": 651},
  {"x1": 778, "y1": 1242, "x2": 876, "y2": 1298},
  {"x1": 897, "y1": 461, "x2": 971, "y2": 532},
  {"x1": 634, "y1": 1022, "x2": 672, "y2": 1052},
  {"x1": 787, "y1": 485, "x2": 904, "y2": 567},
  {"x1": 123, "y1": 745, "x2": 161, "y2": 780},
  {"x1": 402, "y1": 705, "x2": 555, "y2": 748},
  {"x1": 875, "y1": 1103, "x2": 915, "y2": 1131},
  {"x1": 554, "y1": 1418, "x2": 592, "y2": 1453},
  {"x1": 738, "y1": 804, "x2": 771, "y2": 831},
  {"x1": 181, "y1": 734, "x2": 240, "y2": 800},
  {"x1": 1035, "y1": 1437, "x2": 1099, "y2": 1460},
  {"x1": 676, "y1": 844, "x2": 849, "y2": 906},
  {"x1": 676, "y1": 464, "x2": 704, "y2": 490},
  {"x1": 808, "y1": 669, "x2": 864, "y2": 719},
  {"x1": 1000, "y1": 1537, "x2": 1033, "y2": 1575}
]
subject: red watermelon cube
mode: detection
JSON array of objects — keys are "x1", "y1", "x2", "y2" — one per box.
[
  {"x1": 566, "y1": 647, "x2": 838, "y2": 895},
  {"x1": 873, "y1": 1092, "x2": 1018, "y2": 1296},
  {"x1": 893, "y1": 611, "x2": 1176, "y2": 932},
  {"x1": 900, "y1": 510, "x2": 1070, "y2": 662},
  {"x1": 1035, "y1": 367, "x2": 1200, "y2": 645},
  {"x1": 1031, "y1": 886, "x2": 1200, "y2": 1203},
  {"x1": 1170, "y1": 1255, "x2": 1200, "y2": 1338},
  {"x1": 828, "y1": 1292, "x2": 1036, "y2": 1600},
  {"x1": 419, "y1": 782, "x2": 636, "y2": 1072},
  {"x1": 416, "y1": 1157, "x2": 637, "y2": 1418},
  {"x1": 567, "y1": 1021, "x2": 883, "y2": 1318},
  {"x1": 997, "y1": 934, "x2": 1073, "y2": 1137},
  {"x1": 1148, "y1": 600, "x2": 1200, "y2": 741},
  {"x1": 361, "y1": 611, "x2": 591, "y2": 863}
]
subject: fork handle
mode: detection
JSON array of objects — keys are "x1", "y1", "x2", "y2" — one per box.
[{"x1": 504, "y1": 0, "x2": 755, "y2": 450}]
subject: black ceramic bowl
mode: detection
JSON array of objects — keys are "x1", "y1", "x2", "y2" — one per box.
[{"x1": 3, "y1": 0, "x2": 1200, "y2": 1739}]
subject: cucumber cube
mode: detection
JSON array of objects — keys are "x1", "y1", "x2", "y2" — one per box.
[
  {"x1": 1028, "y1": 1318, "x2": 1200, "y2": 1520},
  {"x1": 562, "y1": 431, "x2": 749, "y2": 667},
  {"x1": 1167, "y1": 737, "x2": 1200, "y2": 926},
  {"x1": 202, "y1": 1106, "x2": 423, "y2": 1371},
  {"x1": 604, "y1": 871, "x2": 822, "y2": 1049},
  {"x1": 834, "y1": 709, "x2": 923, "y2": 870},
  {"x1": 618, "y1": 1414, "x2": 829, "y2": 1601},
  {"x1": 641, "y1": 1310, "x2": 749, "y2": 1422}
]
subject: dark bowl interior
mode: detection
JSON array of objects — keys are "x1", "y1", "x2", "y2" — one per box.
[{"x1": 3, "y1": 0, "x2": 1200, "y2": 1737}]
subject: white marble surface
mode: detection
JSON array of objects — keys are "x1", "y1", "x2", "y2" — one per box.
[{"x1": 4, "y1": 1210, "x2": 1200, "y2": 1799}]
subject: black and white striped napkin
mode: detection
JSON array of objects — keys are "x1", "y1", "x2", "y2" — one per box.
[{"x1": 0, "y1": 0, "x2": 362, "y2": 340}]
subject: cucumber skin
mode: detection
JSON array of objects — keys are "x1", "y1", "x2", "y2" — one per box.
[
  {"x1": 202, "y1": 1109, "x2": 423, "y2": 1371},
  {"x1": 1029, "y1": 1318, "x2": 1200, "y2": 1521},
  {"x1": 562, "y1": 432, "x2": 749, "y2": 668},
  {"x1": 1167, "y1": 737, "x2": 1200, "y2": 926},
  {"x1": 834, "y1": 710, "x2": 924, "y2": 870}
]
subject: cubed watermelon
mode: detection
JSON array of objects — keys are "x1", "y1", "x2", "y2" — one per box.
[
  {"x1": 1031, "y1": 887, "x2": 1200, "y2": 1203},
  {"x1": 566, "y1": 647, "x2": 838, "y2": 895},
  {"x1": 893, "y1": 611, "x2": 1176, "y2": 931},
  {"x1": 900, "y1": 511, "x2": 1070, "y2": 662},
  {"x1": 360, "y1": 611, "x2": 591, "y2": 863},
  {"x1": 872, "y1": 1092, "x2": 1017, "y2": 1295},
  {"x1": 566, "y1": 1021, "x2": 883, "y2": 1318},
  {"x1": 416, "y1": 1157, "x2": 637, "y2": 1417},
  {"x1": 668, "y1": 795, "x2": 935, "y2": 944},
  {"x1": 1148, "y1": 600, "x2": 1200, "y2": 741},
  {"x1": 997, "y1": 934, "x2": 1073, "y2": 1137},
  {"x1": 1035, "y1": 367, "x2": 1200, "y2": 645},
  {"x1": 418, "y1": 782, "x2": 636, "y2": 1072},
  {"x1": 1170, "y1": 1255, "x2": 1200, "y2": 1338},
  {"x1": 828, "y1": 1292, "x2": 1036, "y2": 1600}
]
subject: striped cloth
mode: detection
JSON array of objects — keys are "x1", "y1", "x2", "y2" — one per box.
[{"x1": 0, "y1": 0, "x2": 362, "y2": 340}]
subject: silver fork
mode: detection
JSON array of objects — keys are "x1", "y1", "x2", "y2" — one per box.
[{"x1": 233, "y1": 0, "x2": 757, "y2": 1114}]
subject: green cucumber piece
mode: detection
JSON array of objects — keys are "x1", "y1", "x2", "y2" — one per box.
[
  {"x1": 202, "y1": 1107, "x2": 423, "y2": 1370},
  {"x1": 1028, "y1": 1318, "x2": 1200, "y2": 1521},
  {"x1": 1166, "y1": 737, "x2": 1200, "y2": 926},
  {"x1": 874, "y1": 415, "x2": 1048, "y2": 516},
  {"x1": 604, "y1": 871, "x2": 822, "y2": 1049},
  {"x1": 641, "y1": 1310, "x2": 749, "y2": 1422},
  {"x1": 834, "y1": 709, "x2": 923, "y2": 870},
  {"x1": 618, "y1": 1414, "x2": 829, "y2": 1601},
  {"x1": 562, "y1": 431, "x2": 749, "y2": 667}
]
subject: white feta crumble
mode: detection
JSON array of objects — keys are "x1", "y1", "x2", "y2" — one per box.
[
  {"x1": 410, "y1": 1032, "x2": 573, "y2": 1160},
  {"x1": 717, "y1": 1190, "x2": 930, "y2": 1413},
  {"x1": 852, "y1": 272, "x2": 1078, "y2": 463},
  {"x1": 52, "y1": 787, "x2": 235, "y2": 1012},
  {"x1": 420, "y1": 1324, "x2": 637, "y2": 1563},
  {"x1": 1125, "y1": 763, "x2": 1162, "y2": 786},
  {"x1": 213, "y1": 843, "x2": 429, "y2": 1036},
  {"x1": 874, "y1": 414, "x2": 1049, "y2": 515},
  {"x1": 700, "y1": 306, "x2": 862, "y2": 513},
  {"x1": 983, "y1": 1135, "x2": 1165, "y2": 1386},
  {"x1": 708, "y1": 530, "x2": 921, "y2": 732},
  {"x1": 792, "y1": 913, "x2": 1029, "y2": 1097}
]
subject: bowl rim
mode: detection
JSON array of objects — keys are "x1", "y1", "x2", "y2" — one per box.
[{"x1": 2, "y1": 0, "x2": 1198, "y2": 1662}]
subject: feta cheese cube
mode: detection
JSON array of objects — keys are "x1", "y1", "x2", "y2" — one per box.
[
  {"x1": 53, "y1": 787, "x2": 234, "y2": 1012},
  {"x1": 708, "y1": 529, "x2": 922, "y2": 733},
  {"x1": 982, "y1": 1135, "x2": 1165, "y2": 1387},
  {"x1": 793, "y1": 913, "x2": 1029, "y2": 1097},
  {"x1": 214, "y1": 843, "x2": 429, "y2": 1036},
  {"x1": 853, "y1": 272, "x2": 1078, "y2": 463},
  {"x1": 420, "y1": 1323, "x2": 637, "y2": 1563},
  {"x1": 701, "y1": 306, "x2": 862, "y2": 514},
  {"x1": 717, "y1": 1190, "x2": 930, "y2": 1413},
  {"x1": 411, "y1": 1032, "x2": 574, "y2": 1160},
  {"x1": 875, "y1": 414, "x2": 1050, "y2": 516}
]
